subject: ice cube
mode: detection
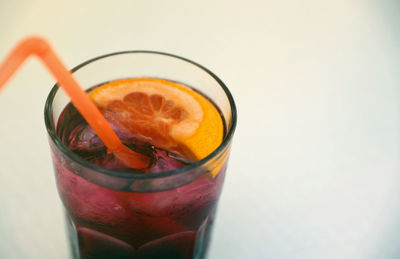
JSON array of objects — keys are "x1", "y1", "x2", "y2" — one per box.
[
  {"x1": 68, "y1": 123, "x2": 103, "y2": 152},
  {"x1": 149, "y1": 148, "x2": 191, "y2": 173},
  {"x1": 68, "y1": 120, "x2": 135, "y2": 152},
  {"x1": 56, "y1": 164, "x2": 130, "y2": 226}
]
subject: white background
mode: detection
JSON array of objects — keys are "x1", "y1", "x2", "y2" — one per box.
[{"x1": 1, "y1": 0, "x2": 400, "y2": 258}]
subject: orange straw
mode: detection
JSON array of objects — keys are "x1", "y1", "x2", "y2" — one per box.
[{"x1": 0, "y1": 36, "x2": 149, "y2": 169}]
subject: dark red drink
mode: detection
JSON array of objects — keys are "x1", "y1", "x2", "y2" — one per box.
[{"x1": 51, "y1": 78, "x2": 229, "y2": 259}]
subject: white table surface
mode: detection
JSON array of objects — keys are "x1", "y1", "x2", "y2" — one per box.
[{"x1": 1, "y1": 0, "x2": 400, "y2": 258}]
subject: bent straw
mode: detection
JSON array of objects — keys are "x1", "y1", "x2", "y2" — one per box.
[{"x1": 0, "y1": 37, "x2": 149, "y2": 169}]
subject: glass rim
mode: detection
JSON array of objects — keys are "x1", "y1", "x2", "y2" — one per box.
[{"x1": 44, "y1": 50, "x2": 237, "y2": 179}]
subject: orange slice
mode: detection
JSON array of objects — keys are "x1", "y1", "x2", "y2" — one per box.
[{"x1": 89, "y1": 78, "x2": 223, "y2": 161}]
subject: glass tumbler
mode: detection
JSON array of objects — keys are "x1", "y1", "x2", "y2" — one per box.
[{"x1": 44, "y1": 51, "x2": 237, "y2": 259}]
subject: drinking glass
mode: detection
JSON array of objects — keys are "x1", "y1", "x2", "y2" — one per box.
[{"x1": 44, "y1": 51, "x2": 237, "y2": 259}]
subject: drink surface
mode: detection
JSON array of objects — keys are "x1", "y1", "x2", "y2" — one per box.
[
  {"x1": 54, "y1": 78, "x2": 227, "y2": 259},
  {"x1": 57, "y1": 78, "x2": 224, "y2": 173}
]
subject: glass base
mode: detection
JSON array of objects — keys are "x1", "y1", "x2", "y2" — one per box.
[{"x1": 65, "y1": 211, "x2": 215, "y2": 259}]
